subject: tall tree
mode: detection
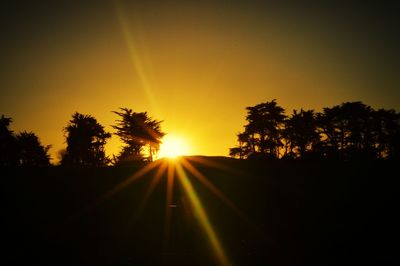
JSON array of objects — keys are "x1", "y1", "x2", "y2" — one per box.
[
  {"x1": 229, "y1": 132, "x2": 250, "y2": 159},
  {"x1": 317, "y1": 102, "x2": 377, "y2": 160},
  {"x1": 61, "y1": 112, "x2": 111, "y2": 166},
  {"x1": 16, "y1": 131, "x2": 51, "y2": 166},
  {"x1": 0, "y1": 115, "x2": 19, "y2": 166},
  {"x1": 231, "y1": 100, "x2": 286, "y2": 159},
  {"x1": 112, "y1": 108, "x2": 165, "y2": 163},
  {"x1": 372, "y1": 108, "x2": 400, "y2": 159},
  {"x1": 284, "y1": 109, "x2": 320, "y2": 158},
  {"x1": 316, "y1": 105, "x2": 343, "y2": 158}
]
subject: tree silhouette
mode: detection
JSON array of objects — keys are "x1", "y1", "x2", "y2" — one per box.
[
  {"x1": 231, "y1": 101, "x2": 400, "y2": 161},
  {"x1": 339, "y1": 102, "x2": 376, "y2": 159},
  {"x1": 0, "y1": 115, "x2": 19, "y2": 166},
  {"x1": 315, "y1": 105, "x2": 343, "y2": 159},
  {"x1": 16, "y1": 131, "x2": 51, "y2": 166},
  {"x1": 61, "y1": 112, "x2": 111, "y2": 166},
  {"x1": 112, "y1": 108, "x2": 165, "y2": 164},
  {"x1": 283, "y1": 109, "x2": 320, "y2": 159},
  {"x1": 233, "y1": 100, "x2": 286, "y2": 159},
  {"x1": 317, "y1": 102, "x2": 377, "y2": 160},
  {"x1": 372, "y1": 108, "x2": 400, "y2": 159},
  {"x1": 229, "y1": 132, "x2": 251, "y2": 159}
]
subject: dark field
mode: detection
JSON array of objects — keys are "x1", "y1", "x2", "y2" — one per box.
[{"x1": 1, "y1": 157, "x2": 398, "y2": 265}]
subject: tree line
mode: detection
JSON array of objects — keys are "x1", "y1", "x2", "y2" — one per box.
[
  {"x1": 230, "y1": 100, "x2": 400, "y2": 161},
  {"x1": 2, "y1": 100, "x2": 399, "y2": 167},
  {"x1": 0, "y1": 108, "x2": 164, "y2": 167},
  {"x1": 0, "y1": 115, "x2": 51, "y2": 166}
]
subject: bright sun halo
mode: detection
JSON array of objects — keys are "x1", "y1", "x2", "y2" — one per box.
[{"x1": 158, "y1": 134, "x2": 190, "y2": 159}]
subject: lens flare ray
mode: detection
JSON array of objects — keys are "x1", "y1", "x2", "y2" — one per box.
[
  {"x1": 132, "y1": 160, "x2": 168, "y2": 221},
  {"x1": 98, "y1": 161, "x2": 161, "y2": 204},
  {"x1": 114, "y1": 0, "x2": 158, "y2": 114},
  {"x1": 186, "y1": 156, "x2": 239, "y2": 174},
  {"x1": 70, "y1": 157, "x2": 241, "y2": 266},
  {"x1": 180, "y1": 158, "x2": 246, "y2": 220},
  {"x1": 163, "y1": 161, "x2": 176, "y2": 248},
  {"x1": 175, "y1": 162, "x2": 231, "y2": 266}
]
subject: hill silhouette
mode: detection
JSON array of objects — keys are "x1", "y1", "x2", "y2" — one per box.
[{"x1": 1, "y1": 156, "x2": 397, "y2": 265}]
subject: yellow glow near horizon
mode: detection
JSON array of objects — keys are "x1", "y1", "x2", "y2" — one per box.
[{"x1": 158, "y1": 134, "x2": 190, "y2": 158}]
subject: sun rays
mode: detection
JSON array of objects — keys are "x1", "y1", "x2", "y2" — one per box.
[
  {"x1": 174, "y1": 162, "x2": 230, "y2": 266},
  {"x1": 114, "y1": 0, "x2": 158, "y2": 114},
  {"x1": 158, "y1": 134, "x2": 191, "y2": 159},
  {"x1": 82, "y1": 157, "x2": 241, "y2": 266}
]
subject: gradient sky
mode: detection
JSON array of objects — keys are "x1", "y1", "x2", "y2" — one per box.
[{"x1": 1, "y1": 0, "x2": 399, "y2": 162}]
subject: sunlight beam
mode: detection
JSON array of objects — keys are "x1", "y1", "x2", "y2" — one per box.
[
  {"x1": 180, "y1": 158, "x2": 247, "y2": 221},
  {"x1": 175, "y1": 162, "x2": 231, "y2": 266},
  {"x1": 114, "y1": 0, "x2": 158, "y2": 114},
  {"x1": 65, "y1": 160, "x2": 162, "y2": 224},
  {"x1": 99, "y1": 161, "x2": 161, "y2": 203},
  {"x1": 186, "y1": 156, "x2": 239, "y2": 174},
  {"x1": 163, "y1": 161, "x2": 175, "y2": 249},
  {"x1": 132, "y1": 160, "x2": 168, "y2": 221}
]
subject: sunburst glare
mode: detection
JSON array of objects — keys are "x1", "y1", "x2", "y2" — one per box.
[
  {"x1": 82, "y1": 157, "x2": 239, "y2": 266},
  {"x1": 158, "y1": 134, "x2": 190, "y2": 159}
]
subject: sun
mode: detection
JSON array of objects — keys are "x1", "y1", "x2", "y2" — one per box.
[{"x1": 158, "y1": 134, "x2": 190, "y2": 159}]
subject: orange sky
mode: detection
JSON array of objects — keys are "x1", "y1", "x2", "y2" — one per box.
[{"x1": 1, "y1": 1, "x2": 399, "y2": 162}]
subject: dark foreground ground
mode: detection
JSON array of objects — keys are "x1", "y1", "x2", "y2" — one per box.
[{"x1": 1, "y1": 157, "x2": 398, "y2": 265}]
